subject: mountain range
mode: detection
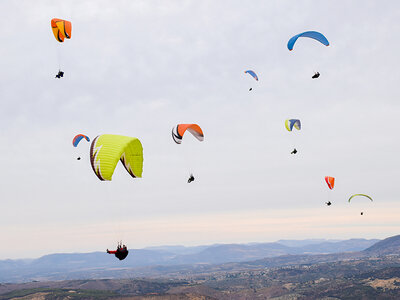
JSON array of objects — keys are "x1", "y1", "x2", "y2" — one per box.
[
  {"x1": 1, "y1": 236, "x2": 394, "y2": 283},
  {"x1": 0, "y1": 235, "x2": 399, "y2": 299}
]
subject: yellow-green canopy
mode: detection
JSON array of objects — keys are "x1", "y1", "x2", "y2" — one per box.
[
  {"x1": 90, "y1": 134, "x2": 143, "y2": 181},
  {"x1": 348, "y1": 194, "x2": 373, "y2": 202}
]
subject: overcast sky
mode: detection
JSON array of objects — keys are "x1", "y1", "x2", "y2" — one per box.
[{"x1": 0, "y1": 0, "x2": 399, "y2": 259}]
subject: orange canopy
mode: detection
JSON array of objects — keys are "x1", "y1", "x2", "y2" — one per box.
[
  {"x1": 51, "y1": 18, "x2": 72, "y2": 42},
  {"x1": 325, "y1": 176, "x2": 335, "y2": 190},
  {"x1": 172, "y1": 124, "x2": 204, "y2": 144}
]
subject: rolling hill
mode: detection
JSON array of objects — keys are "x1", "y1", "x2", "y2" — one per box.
[{"x1": 364, "y1": 235, "x2": 400, "y2": 256}]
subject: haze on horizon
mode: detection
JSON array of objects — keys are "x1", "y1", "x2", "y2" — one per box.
[{"x1": 0, "y1": 0, "x2": 399, "y2": 259}]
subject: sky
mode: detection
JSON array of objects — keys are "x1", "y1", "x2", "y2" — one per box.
[{"x1": 0, "y1": 0, "x2": 399, "y2": 259}]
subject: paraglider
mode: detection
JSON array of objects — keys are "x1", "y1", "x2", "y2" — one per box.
[
  {"x1": 312, "y1": 72, "x2": 320, "y2": 79},
  {"x1": 287, "y1": 32, "x2": 329, "y2": 78},
  {"x1": 107, "y1": 242, "x2": 129, "y2": 261},
  {"x1": 244, "y1": 70, "x2": 258, "y2": 91},
  {"x1": 348, "y1": 194, "x2": 373, "y2": 216},
  {"x1": 287, "y1": 31, "x2": 329, "y2": 51},
  {"x1": 325, "y1": 176, "x2": 335, "y2": 205},
  {"x1": 73, "y1": 134, "x2": 90, "y2": 161},
  {"x1": 90, "y1": 134, "x2": 143, "y2": 181},
  {"x1": 172, "y1": 124, "x2": 203, "y2": 182},
  {"x1": 285, "y1": 119, "x2": 301, "y2": 154},
  {"x1": 51, "y1": 18, "x2": 72, "y2": 78}
]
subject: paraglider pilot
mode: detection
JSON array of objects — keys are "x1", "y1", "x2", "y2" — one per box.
[
  {"x1": 188, "y1": 174, "x2": 195, "y2": 183},
  {"x1": 107, "y1": 242, "x2": 129, "y2": 260},
  {"x1": 312, "y1": 72, "x2": 320, "y2": 79},
  {"x1": 291, "y1": 148, "x2": 297, "y2": 154},
  {"x1": 325, "y1": 201, "x2": 331, "y2": 206},
  {"x1": 55, "y1": 70, "x2": 64, "y2": 78}
]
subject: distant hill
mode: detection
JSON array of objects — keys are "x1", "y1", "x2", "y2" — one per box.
[
  {"x1": 364, "y1": 235, "x2": 400, "y2": 256},
  {"x1": 163, "y1": 239, "x2": 379, "y2": 265},
  {"x1": 167, "y1": 243, "x2": 295, "y2": 265},
  {"x1": 143, "y1": 245, "x2": 209, "y2": 255},
  {"x1": 277, "y1": 239, "x2": 342, "y2": 247},
  {"x1": 298, "y1": 238, "x2": 380, "y2": 253}
]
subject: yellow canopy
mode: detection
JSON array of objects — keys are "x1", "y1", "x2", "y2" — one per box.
[{"x1": 90, "y1": 134, "x2": 143, "y2": 181}]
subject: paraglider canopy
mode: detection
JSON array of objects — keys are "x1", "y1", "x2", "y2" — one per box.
[
  {"x1": 285, "y1": 119, "x2": 301, "y2": 131},
  {"x1": 244, "y1": 70, "x2": 259, "y2": 81},
  {"x1": 172, "y1": 124, "x2": 204, "y2": 144},
  {"x1": 325, "y1": 176, "x2": 335, "y2": 190},
  {"x1": 90, "y1": 134, "x2": 143, "y2": 181},
  {"x1": 51, "y1": 18, "x2": 72, "y2": 43},
  {"x1": 348, "y1": 194, "x2": 373, "y2": 202},
  {"x1": 72, "y1": 134, "x2": 90, "y2": 147},
  {"x1": 287, "y1": 31, "x2": 329, "y2": 51}
]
